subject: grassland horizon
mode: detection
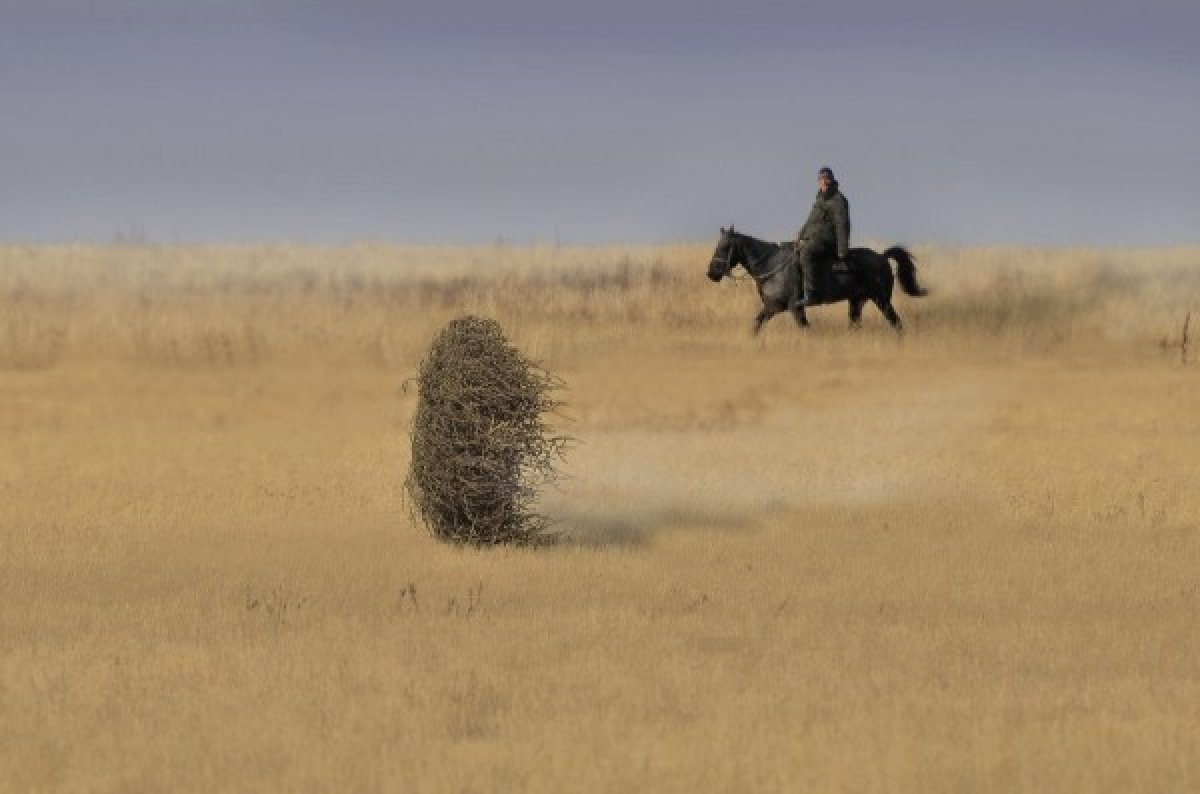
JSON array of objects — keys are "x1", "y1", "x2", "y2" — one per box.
[{"x1": 2, "y1": 242, "x2": 1198, "y2": 791}]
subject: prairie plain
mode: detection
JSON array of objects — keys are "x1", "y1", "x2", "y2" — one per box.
[{"x1": 2, "y1": 242, "x2": 1198, "y2": 792}]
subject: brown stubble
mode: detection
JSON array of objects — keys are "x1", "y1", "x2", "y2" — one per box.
[{"x1": 2, "y1": 243, "x2": 1199, "y2": 792}]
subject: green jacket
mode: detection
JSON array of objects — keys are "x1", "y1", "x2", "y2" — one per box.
[{"x1": 799, "y1": 182, "x2": 851, "y2": 259}]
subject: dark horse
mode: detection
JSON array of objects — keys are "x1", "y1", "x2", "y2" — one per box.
[{"x1": 706, "y1": 227, "x2": 928, "y2": 334}]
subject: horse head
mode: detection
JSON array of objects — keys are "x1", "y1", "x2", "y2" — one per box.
[{"x1": 707, "y1": 225, "x2": 741, "y2": 282}]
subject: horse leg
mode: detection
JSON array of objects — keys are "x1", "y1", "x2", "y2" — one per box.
[
  {"x1": 869, "y1": 264, "x2": 904, "y2": 332},
  {"x1": 752, "y1": 306, "x2": 776, "y2": 335},
  {"x1": 848, "y1": 298, "x2": 865, "y2": 329},
  {"x1": 872, "y1": 297, "x2": 904, "y2": 333},
  {"x1": 790, "y1": 305, "x2": 810, "y2": 328}
]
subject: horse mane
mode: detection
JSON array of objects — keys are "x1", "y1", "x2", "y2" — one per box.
[{"x1": 730, "y1": 229, "x2": 780, "y2": 251}]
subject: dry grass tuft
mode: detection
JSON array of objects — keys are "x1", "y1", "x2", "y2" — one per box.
[{"x1": 405, "y1": 315, "x2": 570, "y2": 545}]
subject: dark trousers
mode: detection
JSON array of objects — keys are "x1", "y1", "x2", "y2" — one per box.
[{"x1": 797, "y1": 240, "x2": 833, "y2": 299}]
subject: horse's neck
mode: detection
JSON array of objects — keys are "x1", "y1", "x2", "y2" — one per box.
[{"x1": 735, "y1": 234, "x2": 777, "y2": 272}]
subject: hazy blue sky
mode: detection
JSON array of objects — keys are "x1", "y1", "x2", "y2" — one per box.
[{"x1": 3, "y1": 0, "x2": 1197, "y2": 245}]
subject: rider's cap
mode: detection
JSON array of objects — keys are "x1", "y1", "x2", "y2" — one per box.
[{"x1": 818, "y1": 166, "x2": 835, "y2": 179}]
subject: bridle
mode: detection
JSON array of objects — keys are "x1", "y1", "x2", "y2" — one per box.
[{"x1": 709, "y1": 235, "x2": 737, "y2": 273}]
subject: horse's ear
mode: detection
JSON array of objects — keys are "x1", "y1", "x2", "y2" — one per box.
[
  {"x1": 720, "y1": 226, "x2": 727, "y2": 234},
  {"x1": 729, "y1": 224, "x2": 735, "y2": 234}
]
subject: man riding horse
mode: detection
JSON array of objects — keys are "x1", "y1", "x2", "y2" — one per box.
[
  {"x1": 793, "y1": 166, "x2": 850, "y2": 308},
  {"x1": 705, "y1": 162, "x2": 926, "y2": 334}
]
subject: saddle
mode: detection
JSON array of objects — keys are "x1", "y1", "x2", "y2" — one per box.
[
  {"x1": 789, "y1": 245, "x2": 854, "y2": 302},
  {"x1": 780, "y1": 242, "x2": 851, "y2": 275}
]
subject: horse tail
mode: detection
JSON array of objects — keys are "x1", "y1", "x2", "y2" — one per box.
[{"x1": 884, "y1": 246, "x2": 928, "y2": 297}]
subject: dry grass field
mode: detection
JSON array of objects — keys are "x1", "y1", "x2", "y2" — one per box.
[{"x1": 2, "y1": 241, "x2": 1199, "y2": 792}]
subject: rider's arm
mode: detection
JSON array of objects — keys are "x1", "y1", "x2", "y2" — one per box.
[{"x1": 831, "y1": 196, "x2": 850, "y2": 259}]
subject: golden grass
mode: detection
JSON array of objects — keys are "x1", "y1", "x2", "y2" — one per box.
[{"x1": 2, "y1": 242, "x2": 1199, "y2": 792}]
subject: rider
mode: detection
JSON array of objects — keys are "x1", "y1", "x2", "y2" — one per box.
[{"x1": 793, "y1": 166, "x2": 850, "y2": 307}]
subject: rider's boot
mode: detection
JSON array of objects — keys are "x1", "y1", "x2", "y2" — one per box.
[{"x1": 793, "y1": 265, "x2": 823, "y2": 307}]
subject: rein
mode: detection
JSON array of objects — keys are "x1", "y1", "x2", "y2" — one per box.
[
  {"x1": 729, "y1": 235, "x2": 788, "y2": 283},
  {"x1": 749, "y1": 253, "x2": 789, "y2": 282}
]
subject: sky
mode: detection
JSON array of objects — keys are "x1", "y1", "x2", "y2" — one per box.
[{"x1": 2, "y1": 0, "x2": 1198, "y2": 246}]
